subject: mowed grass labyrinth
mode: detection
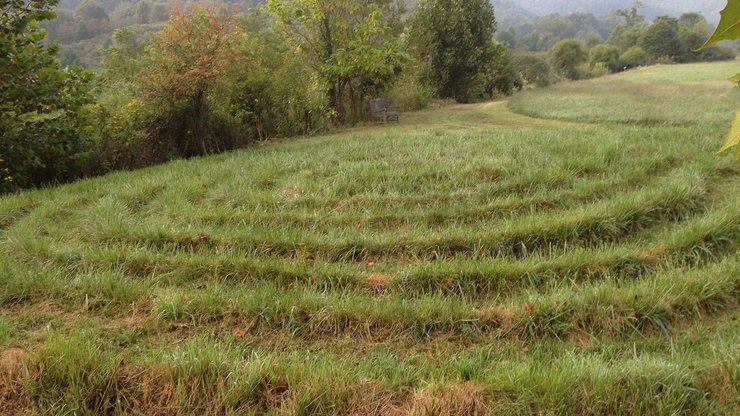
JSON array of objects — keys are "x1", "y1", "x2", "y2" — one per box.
[{"x1": 1, "y1": 62, "x2": 739, "y2": 415}]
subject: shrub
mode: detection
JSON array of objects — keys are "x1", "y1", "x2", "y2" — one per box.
[
  {"x1": 589, "y1": 44, "x2": 620, "y2": 72},
  {"x1": 548, "y1": 39, "x2": 587, "y2": 80},
  {"x1": 697, "y1": 45, "x2": 737, "y2": 62},
  {"x1": 576, "y1": 62, "x2": 610, "y2": 80},
  {"x1": 619, "y1": 46, "x2": 651, "y2": 70},
  {"x1": 138, "y1": 7, "x2": 245, "y2": 160},
  {"x1": 513, "y1": 53, "x2": 552, "y2": 87},
  {"x1": 472, "y1": 43, "x2": 524, "y2": 99},
  {"x1": 384, "y1": 69, "x2": 434, "y2": 112}
]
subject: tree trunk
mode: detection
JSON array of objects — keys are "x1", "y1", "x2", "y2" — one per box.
[
  {"x1": 194, "y1": 91, "x2": 208, "y2": 156},
  {"x1": 328, "y1": 80, "x2": 346, "y2": 125},
  {"x1": 348, "y1": 79, "x2": 360, "y2": 125}
]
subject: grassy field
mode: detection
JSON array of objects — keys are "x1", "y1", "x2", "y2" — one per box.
[{"x1": 1, "y1": 62, "x2": 738, "y2": 415}]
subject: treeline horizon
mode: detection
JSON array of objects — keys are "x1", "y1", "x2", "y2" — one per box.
[{"x1": 43, "y1": 0, "x2": 736, "y2": 68}]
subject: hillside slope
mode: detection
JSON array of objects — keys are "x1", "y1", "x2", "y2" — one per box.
[{"x1": 0, "y1": 62, "x2": 738, "y2": 415}]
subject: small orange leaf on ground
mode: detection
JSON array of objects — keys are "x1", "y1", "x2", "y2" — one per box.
[
  {"x1": 233, "y1": 329, "x2": 246, "y2": 338},
  {"x1": 199, "y1": 233, "x2": 210, "y2": 242},
  {"x1": 367, "y1": 261, "x2": 376, "y2": 267},
  {"x1": 523, "y1": 303, "x2": 533, "y2": 313}
]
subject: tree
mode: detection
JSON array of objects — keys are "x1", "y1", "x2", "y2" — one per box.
[
  {"x1": 266, "y1": 0, "x2": 407, "y2": 124},
  {"x1": 74, "y1": 0, "x2": 110, "y2": 39},
  {"x1": 677, "y1": 13, "x2": 731, "y2": 63},
  {"x1": 1, "y1": 0, "x2": 95, "y2": 192},
  {"x1": 513, "y1": 53, "x2": 551, "y2": 87},
  {"x1": 100, "y1": 28, "x2": 145, "y2": 89},
  {"x1": 137, "y1": 7, "x2": 241, "y2": 158},
  {"x1": 607, "y1": 1, "x2": 646, "y2": 52},
  {"x1": 523, "y1": 14, "x2": 577, "y2": 51},
  {"x1": 547, "y1": 39, "x2": 586, "y2": 80},
  {"x1": 618, "y1": 46, "x2": 649, "y2": 69},
  {"x1": 589, "y1": 44, "x2": 620, "y2": 72},
  {"x1": 475, "y1": 42, "x2": 522, "y2": 98},
  {"x1": 607, "y1": 23, "x2": 645, "y2": 52},
  {"x1": 407, "y1": 0, "x2": 498, "y2": 102},
  {"x1": 613, "y1": 0, "x2": 644, "y2": 27},
  {"x1": 227, "y1": 10, "x2": 325, "y2": 139},
  {"x1": 638, "y1": 16, "x2": 685, "y2": 62}
]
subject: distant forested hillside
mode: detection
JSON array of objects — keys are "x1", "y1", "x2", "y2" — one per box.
[
  {"x1": 495, "y1": 0, "x2": 725, "y2": 23},
  {"x1": 55, "y1": 1, "x2": 726, "y2": 24},
  {"x1": 46, "y1": 0, "x2": 730, "y2": 69}
]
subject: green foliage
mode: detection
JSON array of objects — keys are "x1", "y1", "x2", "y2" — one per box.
[
  {"x1": 228, "y1": 10, "x2": 326, "y2": 139},
  {"x1": 607, "y1": 23, "x2": 647, "y2": 52},
  {"x1": 137, "y1": 7, "x2": 244, "y2": 159},
  {"x1": 384, "y1": 71, "x2": 434, "y2": 111},
  {"x1": 473, "y1": 42, "x2": 523, "y2": 98},
  {"x1": 519, "y1": 14, "x2": 577, "y2": 52},
  {"x1": 603, "y1": 6, "x2": 734, "y2": 67},
  {"x1": 407, "y1": 0, "x2": 499, "y2": 102},
  {"x1": 513, "y1": 52, "x2": 552, "y2": 87},
  {"x1": 619, "y1": 46, "x2": 650, "y2": 69},
  {"x1": 92, "y1": 7, "x2": 244, "y2": 168},
  {"x1": 73, "y1": 0, "x2": 110, "y2": 40},
  {"x1": 506, "y1": 11, "x2": 611, "y2": 53},
  {"x1": 700, "y1": 0, "x2": 740, "y2": 159},
  {"x1": 99, "y1": 28, "x2": 144, "y2": 87},
  {"x1": 638, "y1": 16, "x2": 686, "y2": 62},
  {"x1": 547, "y1": 39, "x2": 587, "y2": 80},
  {"x1": 589, "y1": 44, "x2": 620, "y2": 72},
  {"x1": 700, "y1": 0, "x2": 740, "y2": 48},
  {"x1": 266, "y1": 0, "x2": 407, "y2": 124},
  {"x1": 0, "y1": 0, "x2": 96, "y2": 193}
]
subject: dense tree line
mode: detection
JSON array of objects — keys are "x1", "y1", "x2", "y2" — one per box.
[
  {"x1": 496, "y1": 2, "x2": 736, "y2": 85},
  {"x1": 1, "y1": 0, "x2": 524, "y2": 192}
]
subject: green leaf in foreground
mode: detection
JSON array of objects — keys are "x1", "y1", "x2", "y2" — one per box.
[
  {"x1": 701, "y1": 1, "x2": 740, "y2": 48},
  {"x1": 719, "y1": 110, "x2": 740, "y2": 159}
]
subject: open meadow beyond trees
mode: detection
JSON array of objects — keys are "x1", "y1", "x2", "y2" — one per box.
[{"x1": 0, "y1": 61, "x2": 739, "y2": 415}]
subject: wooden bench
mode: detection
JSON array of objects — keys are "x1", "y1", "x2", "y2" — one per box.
[{"x1": 369, "y1": 99, "x2": 400, "y2": 123}]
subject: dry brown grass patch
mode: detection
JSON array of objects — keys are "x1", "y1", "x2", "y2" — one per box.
[
  {"x1": 475, "y1": 168, "x2": 502, "y2": 182},
  {"x1": 347, "y1": 381, "x2": 409, "y2": 416},
  {"x1": 366, "y1": 273, "x2": 395, "y2": 295},
  {"x1": 639, "y1": 245, "x2": 670, "y2": 265},
  {"x1": 407, "y1": 382, "x2": 490, "y2": 416},
  {"x1": 0, "y1": 348, "x2": 30, "y2": 414}
]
